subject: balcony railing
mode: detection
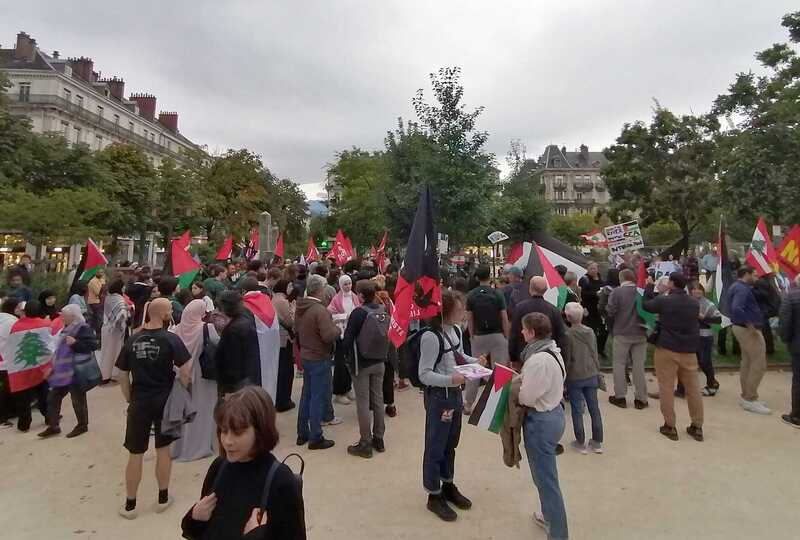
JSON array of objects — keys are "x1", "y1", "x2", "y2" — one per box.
[
  {"x1": 552, "y1": 180, "x2": 567, "y2": 191},
  {"x1": 8, "y1": 93, "x2": 189, "y2": 161},
  {"x1": 573, "y1": 180, "x2": 594, "y2": 192}
]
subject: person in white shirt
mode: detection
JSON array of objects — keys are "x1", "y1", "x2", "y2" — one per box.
[{"x1": 519, "y1": 312, "x2": 569, "y2": 540}]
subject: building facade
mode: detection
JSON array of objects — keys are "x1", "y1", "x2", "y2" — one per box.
[
  {"x1": 528, "y1": 144, "x2": 610, "y2": 216},
  {"x1": 1, "y1": 32, "x2": 200, "y2": 167}
]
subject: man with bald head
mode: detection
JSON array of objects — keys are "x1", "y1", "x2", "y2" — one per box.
[
  {"x1": 509, "y1": 276, "x2": 569, "y2": 366},
  {"x1": 116, "y1": 298, "x2": 192, "y2": 519}
]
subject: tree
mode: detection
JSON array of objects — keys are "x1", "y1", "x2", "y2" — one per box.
[
  {"x1": 713, "y1": 10, "x2": 800, "y2": 226},
  {"x1": 549, "y1": 214, "x2": 598, "y2": 247},
  {"x1": 14, "y1": 331, "x2": 51, "y2": 368},
  {"x1": 153, "y1": 157, "x2": 202, "y2": 248},
  {"x1": 260, "y1": 172, "x2": 309, "y2": 254},
  {"x1": 0, "y1": 72, "x2": 34, "y2": 185},
  {"x1": 384, "y1": 67, "x2": 500, "y2": 247},
  {"x1": 602, "y1": 108, "x2": 720, "y2": 254}
]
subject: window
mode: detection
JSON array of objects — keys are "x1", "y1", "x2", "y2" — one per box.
[
  {"x1": 128, "y1": 121, "x2": 134, "y2": 132},
  {"x1": 61, "y1": 121, "x2": 69, "y2": 135},
  {"x1": 76, "y1": 95, "x2": 84, "y2": 109},
  {"x1": 555, "y1": 207, "x2": 568, "y2": 216},
  {"x1": 18, "y1": 83, "x2": 31, "y2": 102},
  {"x1": 95, "y1": 134, "x2": 103, "y2": 149},
  {"x1": 150, "y1": 132, "x2": 155, "y2": 142},
  {"x1": 73, "y1": 126, "x2": 81, "y2": 143},
  {"x1": 143, "y1": 129, "x2": 148, "y2": 139},
  {"x1": 63, "y1": 88, "x2": 71, "y2": 102},
  {"x1": 97, "y1": 105, "x2": 104, "y2": 118},
  {"x1": 114, "y1": 114, "x2": 120, "y2": 125},
  {"x1": 576, "y1": 193, "x2": 583, "y2": 200}
]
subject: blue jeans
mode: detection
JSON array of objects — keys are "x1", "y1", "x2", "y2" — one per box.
[
  {"x1": 423, "y1": 387, "x2": 462, "y2": 494},
  {"x1": 523, "y1": 408, "x2": 568, "y2": 540},
  {"x1": 297, "y1": 358, "x2": 332, "y2": 443},
  {"x1": 567, "y1": 377, "x2": 603, "y2": 444}
]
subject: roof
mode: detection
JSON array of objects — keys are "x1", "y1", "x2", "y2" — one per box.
[
  {"x1": 527, "y1": 144, "x2": 608, "y2": 171},
  {"x1": 0, "y1": 48, "x2": 54, "y2": 71}
]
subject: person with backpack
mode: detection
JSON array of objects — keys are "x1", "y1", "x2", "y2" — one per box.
[
  {"x1": 181, "y1": 386, "x2": 306, "y2": 540},
  {"x1": 464, "y1": 265, "x2": 509, "y2": 414},
  {"x1": 341, "y1": 280, "x2": 389, "y2": 458},
  {"x1": 417, "y1": 290, "x2": 487, "y2": 522}
]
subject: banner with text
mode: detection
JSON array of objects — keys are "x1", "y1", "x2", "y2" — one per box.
[{"x1": 604, "y1": 220, "x2": 645, "y2": 256}]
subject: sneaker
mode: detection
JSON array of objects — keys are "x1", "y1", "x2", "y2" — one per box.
[
  {"x1": 155, "y1": 496, "x2": 174, "y2": 514},
  {"x1": 372, "y1": 436, "x2": 385, "y2": 453},
  {"x1": 296, "y1": 436, "x2": 308, "y2": 446},
  {"x1": 118, "y1": 505, "x2": 138, "y2": 520},
  {"x1": 781, "y1": 414, "x2": 800, "y2": 429},
  {"x1": 37, "y1": 426, "x2": 62, "y2": 438},
  {"x1": 427, "y1": 494, "x2": 457, "y2": 522},
  {"x1": 701, "y1": 386, "x2": 717, "y2": 397},
  {"x1": 608, "y1": 396, "x2": 627, "y2": 409},
  {"x1": 533, "y1": 511, "x2": 550, "y2": 532},
  {"x1": 346, "y1": 390, "x2": 356, "y2": 401},
  {"x1": 442, "y1": 482, "x2": 472, "y2": 510},
  {"x1": 659, "y1": 424, "x2": 679, "y2": 441},
  {"x1": 333, "y1": 395, "x2": 352, "y2": 405},
  {"x1": 555, "y1": 443, "x2": 564, "y2": 455},
  {"x1": 740, "y1": 399, "x2": 771, "y2": 415},
  {"x1": 322, "y1": 417, "x2": 343, "y2": 426},
  {"x1": 385, "y1": 405, "x2": 397, "y2": 418},
  {"x1": 65, "y1": 426, "x2": 88, "y2": 438},
  {"x1": 308, "y1": 438, "x2": 335, "y2": 450},
  {"x1": 570, "y1": 440, "x2": 588, "y2": 455},
  {"x1": 588, "y1": 440, "x2": 604, "y2": 454},
  {"x1": 686, "y1": 424, "x2": 704, "y2": 442},
  {"x1": 347, "y1": 442, "x2": 373, "y2": 459},
  {"x1": 634, "y1": 399, "x2": 649, "y2": 410}
]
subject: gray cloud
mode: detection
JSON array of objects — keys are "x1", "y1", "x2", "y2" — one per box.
[{"x1": 3, "y1": 0, "x2": 796, "y2": 185}]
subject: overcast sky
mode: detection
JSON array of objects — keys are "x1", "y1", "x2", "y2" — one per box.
[{"x1": 3, "y1": 1, "x2": 796, "y2": 199}]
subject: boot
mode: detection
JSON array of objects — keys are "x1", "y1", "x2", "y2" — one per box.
[
  {"x1": 427, "y1": 494, "x2": 457, "y2": 522},
  {"x1": 346, "y1": 442, "x2": 373, "y2": 459},
  {"x1": 442, "y1": 482, "x2": 472, "y2": 510},
  {"x1": 37, "y1": 426, "x2": 61, "y2": 438}
]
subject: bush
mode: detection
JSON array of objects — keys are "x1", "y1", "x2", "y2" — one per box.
[{"x1": 30, "y1": 271, "x2": 72, "y2": 306}]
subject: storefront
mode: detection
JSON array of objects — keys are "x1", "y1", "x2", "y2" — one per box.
[{"x1": 0, "y1": 233, "x2": 29, "y2": 270}]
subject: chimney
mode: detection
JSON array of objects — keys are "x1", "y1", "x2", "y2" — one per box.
[
  {"x1": 14, "y1": 32, "x2": 37, "y2": 62},
  {"x1": 52, "y1": 50, "x2": 59, "y2": 59},
  {"x1": 158, "y1": 111, "x2": 178, "y2": 132},
  {"x1": 561, "y1": 145, "x2": 567, "y2": 155},
  {"x1": 100, "y1": 77, "x2": 125, "y2": 101},
  {"x1": 580, "y1": 144, "x2": 588, "y2": 156},
  {"x1": 129, "y1": 93, "x2": 156, "y2": 121},
  {"x1": 68, "y1": 57, "x2": 94, "y2": 81}
]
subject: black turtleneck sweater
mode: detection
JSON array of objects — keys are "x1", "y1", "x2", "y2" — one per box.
[{"x1": 182, "y1": 453, "x2": 305, "y2": 540}]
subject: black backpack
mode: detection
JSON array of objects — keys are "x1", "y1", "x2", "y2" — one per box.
[
  {"x1": 407, "y1": 325, "x2": 462, "y2": 388},
  {"x1": 355, "y1": 305, "x2": 390, "y2": 361},
  {"x1": 470, "y1": 286, "x2": 503, "y2": 334}
]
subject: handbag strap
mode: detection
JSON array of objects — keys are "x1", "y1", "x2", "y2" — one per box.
[
  {"x1": 543, "y1": 349, "x2": 566, "y2": 380},
  {"x1": 259, "y1": 460, "x2": 281, "y2": 511}
]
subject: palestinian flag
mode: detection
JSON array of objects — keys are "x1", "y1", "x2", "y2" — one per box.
[
  {"x1": 777, "y1": 225, "x2": 800, "y2": 279},
  {"x1": 745, "y1": 217, "x2": 779, "y2": 277},
  {"x1": 2, "y1": 317, "x2": 55, "y2": 393},
  {"x1": 715, "y1": 217, "x2": 734, "y2": 327},
  {"x1": 636, "y1": 260, "x2": 657, "y2": 330},
  {"x1": 78, "y1": 239, "x2": 108, "y2": 280},
  {"x1": 215, "y1": 236, "x2": 234, "y2": 261},
  {"x1": 274, "y1": 232, "x2": 285, "y2": 259},
  {"x1": 389, "y1": 187, "x2": 441, "y2": 347},
  {"x1": 171, "y1": 237, "x2": 201, "y2": 289},
  {"x1": 175, "y1": 230, "x2": 191, "y2": 251},
  {"x1": 243, "y1": 291, "x2": 280, "y2": 401},
  {"x1": 468, "y1": 364, "x2": 515, "y2": 434},
  {"x1": 306, "y1": 237, "x2": 321, "y2": 263},
  {"x1": 523, "y1": 242, "x2": 569, "y2": 309},
  {"x1": 505, "y1": 242, "x2": 525, "y2": 266}
]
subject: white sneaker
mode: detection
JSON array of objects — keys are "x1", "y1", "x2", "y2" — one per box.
[
  {"x1": 155, "y1": 496, "x2": 174, "y2": 514},
  {"x1": 570, "y1": 440, "x2": 588, "y2": 455},
  {"x1": 588, "y1": 440, "x2": 604, "y2": 454},
  {"x1": 740, "y1": 399, "x2": 771, "y2": 415},
  {"x1": 333, "y1": 395, "x2": 352, "y2": 405},
  {"x1": 118, "y1": 505, "x2": 138, "y2": 520},
  {"x1": 322, "y1": 417, "x2": 343, "y2": 426}
]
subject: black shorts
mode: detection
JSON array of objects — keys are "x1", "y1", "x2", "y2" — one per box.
[{"x1": 124, "y1": 396, "x2": 175, "y2": 454}]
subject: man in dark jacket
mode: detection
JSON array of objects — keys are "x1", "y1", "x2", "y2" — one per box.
[
  {"x1": 779, "y1": 275, "x2": 800, "y2": 428},
  {"x1": 729, "y1": 266, "x2": 771, "y2": 415},
  {"x1": 214, "y1": 291, "x2": 261, "y2": 394},
  {"x1": 295, "y1": 275, "x2": 340, "y2": 450},
  {"x1": 753, "y1": 274, "x2": 781, "y2": 354},
  {"x1": 510, "y1": 277, "x2": 568, "y2": 366},
  {"x1": 642, "y1": 272, "x2": 704, "y2": 442}
]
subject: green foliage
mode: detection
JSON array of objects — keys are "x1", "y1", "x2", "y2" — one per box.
[
  {"x1": 496, "y1": 175, "x2": 550, "y2": 243},
  {"x1": 713, "y1": 10, "x2": 800, "y2": 226},
  {"x1": 642, "y1": 221, "x2": 681, "y2": 246},
  {"x1": 261, "y1": 173, "x2": 309, "y2": 249},
  {"x1": 550, "y1": 214, "x2": 597, "y2": 247},
  {"x1": 602, "y1": 108, "x2": 719, "y2": 254},
  {"x1": 30, "y1": 271, "x2": 71, "y2": 305}
]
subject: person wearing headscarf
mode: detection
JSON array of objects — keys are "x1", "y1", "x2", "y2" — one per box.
[
  {"x1": 328, "y1": 274, "x2": 362, "y2": 405},
  {"x1": 99, "y1": 278, "x2": 130, "y2": 384},
  {"x1": 170, "y1": 299, "x2": 219, "y2": 462},
  {"x1": 38, "y1": 289, "x2": 59, "y2": 320},
  {"x1": 272, "y1": 279, "x2": 296, "y2": 412},
  {"x1": 38, "y1": 304, "x2": 98, "y2": 439}
]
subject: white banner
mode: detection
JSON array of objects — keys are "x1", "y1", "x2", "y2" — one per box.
[{"x1": 604, "y1": 221, "x2": 644, "y2": 256}]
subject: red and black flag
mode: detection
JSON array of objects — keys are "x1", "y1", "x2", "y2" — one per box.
[
  {"x1": 389, "y1": 187, "x2": 441, "y2": 347},
  {"x1": 714, "y1": 216, "x2": 734, "y2": 326}
]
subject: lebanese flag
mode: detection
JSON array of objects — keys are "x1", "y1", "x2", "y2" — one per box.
[
  {"x1": 777, "y1": 224, "x2": 800, "y2": 280},
  {"x1": 243, "y1": 291, "x2": 280, "y2": 401},
  {"x1": 331, "y1": 229, "x2": 352, "y2": 266},
  {"x1": 389, "y1": 187, "x2": 442, "y2": 347},
  {"x1": 215, "y1": 236, "x2": 234, "y2": 261},
  {"x1": 580, "y1": 229, "x2": 608, "y2": 247},
  {"x1": 715, "y1": 217, "x2": 735, "y2": 327},
  {"x1": 468, "y1": 364, "x2": 516, "y2": 433},
  {"x1": 172, "y1": 237, "x2": 201, "y2": 289},
  {"x1": 523, "y1": 242, "x2": 569, "y2": 309},
  {"x1": 306, "y1": 237, "x2": 321, "y2": 263},
  {"x1": 745, "y1": 217, "x2": 779, "y2": 277},
  {"x1": 2, "y1": 317, "x2": 55, "y2": 393},
  {"x1": 636, "y1": 260, "x2": 657, "y2": 330},
  {"x1": 274, "y1": 232, "x2": 285, "y2": 259}
]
